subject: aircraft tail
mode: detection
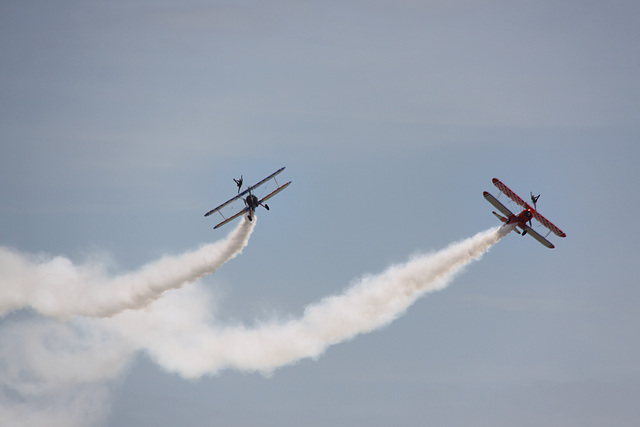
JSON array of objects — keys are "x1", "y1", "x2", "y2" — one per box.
[
  {"x1": 491, "y1": 211, "x2": 507, "y2": 222},
  {"x1": 492, "y1": 211, "x2": 520, "y2": 235}
]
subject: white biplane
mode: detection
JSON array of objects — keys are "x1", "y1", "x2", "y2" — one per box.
[{"x1": 204, "y1": 167, "x2": 291, "y2": 229}]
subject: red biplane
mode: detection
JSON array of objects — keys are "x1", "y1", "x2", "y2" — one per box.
[
  {"x1": 483, "y1": 178, "x2": 566, "y2": 248},
  {"x1": 204, "y1": 167, "x2": 291, "y2": 229}
]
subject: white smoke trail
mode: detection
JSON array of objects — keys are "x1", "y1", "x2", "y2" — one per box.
[
  {"x1": 0, "y1": 217, "x2": 255, "y2": 319},
  {"x1": 0, "y1": 224, "x2": 510, "y2": 426},
  {"x1": 110, "y1": 225, "x2": 512, "y2": 378},
  {"x1": 0, "y1": 315, "x2": 134, "y2": 427}
]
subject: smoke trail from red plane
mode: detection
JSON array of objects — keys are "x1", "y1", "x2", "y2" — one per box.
[{"x1": 112, "y1": 225, "x2": 511, "y2": 377}]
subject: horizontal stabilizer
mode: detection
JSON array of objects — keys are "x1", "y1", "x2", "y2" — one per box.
[{"x1": 492, "y1": 211, "x2": 507, "y2": 222}]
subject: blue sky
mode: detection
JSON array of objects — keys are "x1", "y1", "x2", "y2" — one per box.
[{"x1": 1, "y1": 1, "x2": 639, "y2": 426}]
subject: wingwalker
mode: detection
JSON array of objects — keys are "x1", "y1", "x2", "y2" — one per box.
[
  {"x1": 483, "y1": 178, "x2": 566, "y2": 248},
  {"x1": 204, "y1": 167, "x2": 292, "y2": 229}
]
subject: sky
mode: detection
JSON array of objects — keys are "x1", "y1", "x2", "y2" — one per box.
[{"x1": 1, "y1": 0, "x2": 639, "y2": 425}]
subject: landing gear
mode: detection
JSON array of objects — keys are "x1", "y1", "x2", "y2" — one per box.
[{"x1": 264, "y1": 204, "x2": 270, "y2": 210}]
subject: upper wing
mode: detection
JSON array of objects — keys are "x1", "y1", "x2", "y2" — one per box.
[
  {"x1": 204, "y1": 193, "x2": 243, "y2": 217},
  {"x1": 531, "y1": 210, "x2": 566, "y2": 238},
  {"x1": 492, "y1": 178, "x2": 529, "y2": 209},
  {"x1": 522, "y1": 225, "x2": 555, "y2": 248},
  {"x1": 483, "y1": 191, "x2": 514, "y2": 217},
  {"x1": 246, "y1": 167, "x2": 287, "y2": 194}
]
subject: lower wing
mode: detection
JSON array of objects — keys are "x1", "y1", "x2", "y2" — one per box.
[
  {"x1": 522, "y1": 225, "x2": 555, "y2": 249},
  {"x1": 213, "y1": 208, "x2": 249, "y2": 229},
  {"x1": 483, "y1": 191, "x2": 513, "y2": 217},
  {"x1": 259, "y1": 181, "x2": 291, "y2": 204}
]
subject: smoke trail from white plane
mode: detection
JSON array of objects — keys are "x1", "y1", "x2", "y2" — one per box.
[
  {"x1": 0, "y1": 217, "x2": 255, "y2": 319},
  {"x1": 112, "y1": 225, "x2": 512, "y2": 377}
]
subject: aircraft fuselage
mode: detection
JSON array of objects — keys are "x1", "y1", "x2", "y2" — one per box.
[
  {"x1": 505, "y1": 209, "x2": 533, "y2": 235},
  {"x1": 245, "y1": 194, "x2": 259, "y2": 210}
]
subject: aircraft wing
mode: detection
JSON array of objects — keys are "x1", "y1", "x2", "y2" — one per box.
[
  {"x1": 531, "y1": 210, "x2": 566, "y2": 238},
  {"x1": 204, "y1": 193, "x2": 243, "y2": 217},
  {"x1": 483, "y1": 191, "x2": 514, "y2": 217},
  {"x1": 213, "y1": 207, "x2": 249, "y2": 229},
  {"x1": 522, "y1": 225, "x2": 555, "y2": 248},
  {"x1": 260, "y1": 181, "x2": 291, "y2": 204},
  {"x1": 246, "y1": 167, "x2": 287, "y2": 193},
  {"x1": 492, "y1": 178, "x2": 529, "y2": 209}
]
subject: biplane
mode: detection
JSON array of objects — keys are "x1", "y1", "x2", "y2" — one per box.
[
  {"x1": 483, "y1": 178, "x2": 566, "y2": 248},
  {"x1": 204, "y1": 167, "x2": 291, "y2": 229}
]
